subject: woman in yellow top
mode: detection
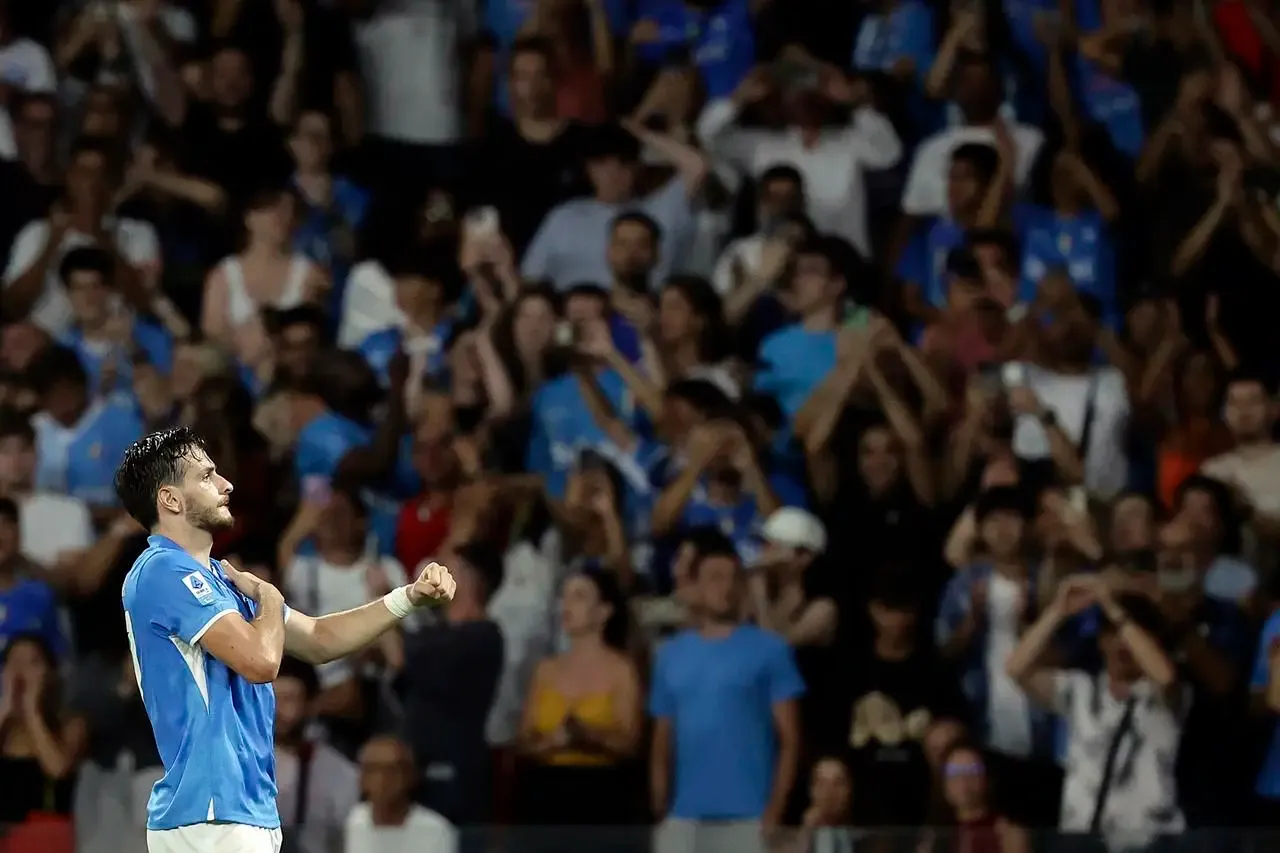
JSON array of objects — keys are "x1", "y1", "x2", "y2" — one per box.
[{"x1": 516, "y1": 570, "x2": 643, "y2": 831}]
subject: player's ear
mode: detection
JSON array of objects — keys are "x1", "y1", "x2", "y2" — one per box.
[{"x1": 157, "y1": 484, "x2": 182, "y2": 516}]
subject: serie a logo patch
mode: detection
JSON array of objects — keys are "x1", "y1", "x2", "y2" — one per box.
[{"x1": 183, "y1": 572, "x2": 216, "y2": 604}]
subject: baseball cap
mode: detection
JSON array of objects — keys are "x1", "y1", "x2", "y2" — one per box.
[{"x1": 760, "y1": 507, "x2": 827, "y2": 554}]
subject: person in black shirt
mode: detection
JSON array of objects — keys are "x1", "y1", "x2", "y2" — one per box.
[
  {"x1": 830, "y1": 569, "x2": 969, "y2": 829},
  {"x1": 176, "y1": 44, "x2": 291, "y2": 214},
  {"x1": 468, "y1": 36, "x2": 592, "y2": 257},
  {"x1": 397, "y1": 542, "x2": 504, "y2": 826}
]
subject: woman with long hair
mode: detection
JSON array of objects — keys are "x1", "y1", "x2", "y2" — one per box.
[
  {"x1": 515, "y1": 571, "x2": 642, "y2": 832},
  {"x1": 653, "y1": 275, "x2": 733, "y2": 392},
  {"x1": 200, "y1": 187, "x2": 327, "y2": 373},
  {"x1": 0, "y1": 634, "x2": 85, "y2": 826},
  {"x1": 479, "y1": 285, "x2": 562, "y2": 473}
]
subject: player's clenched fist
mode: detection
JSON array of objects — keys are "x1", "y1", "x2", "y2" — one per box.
[{"x1": 407, "y1": 561, "x2": 457, "y2": 606}]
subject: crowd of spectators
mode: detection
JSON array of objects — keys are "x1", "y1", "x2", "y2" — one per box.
[{"x1": 3, "y1": 0, "x2": 1280, "y2": 852}]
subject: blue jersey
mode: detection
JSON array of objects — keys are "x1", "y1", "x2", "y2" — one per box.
[{"x1": 122, "y1": 535, "x2": 283, "y2": 831}]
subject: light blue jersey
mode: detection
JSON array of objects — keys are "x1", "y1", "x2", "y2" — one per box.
[{"x1": 122, "y1": 535, "x2": 284, "y2": 831}]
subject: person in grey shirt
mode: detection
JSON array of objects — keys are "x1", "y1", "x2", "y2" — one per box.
[{"x1": 521, "y1": 121, "x2": 707, "y2": 291}]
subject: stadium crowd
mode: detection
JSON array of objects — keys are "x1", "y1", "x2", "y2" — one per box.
[{"x1": 2, "y1": 0, "x2": 1280, "y2": 852}]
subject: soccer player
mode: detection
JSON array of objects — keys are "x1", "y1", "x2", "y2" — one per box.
[{"x1": 114, "y1": 427, "x2": 456, "y2": 853}]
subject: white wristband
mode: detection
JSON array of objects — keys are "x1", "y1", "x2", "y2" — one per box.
[{"x1": 382, "y1": 585, "x2": 415, "y2": 620}]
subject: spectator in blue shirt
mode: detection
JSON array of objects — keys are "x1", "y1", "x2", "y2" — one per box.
[
  {"x1": 526, "y1": 286, "x2": 642, "y2": 498},
  {"x1": 650, "y1": 417, "x2": 781, "y2": 567},
  {"x1": 632, "y1": 0, "x2": 756, "y2": 100},
  {"x1": 1017, "y1": 147, "x2": 1121, "y2": 328},
  {"x1": 898, "y1": 143, "x2": 1002, "y2": 326},
  {"x1": 290, "y1": 350, "x2": 405, "y2": 556},
  {"x1": 755, "y1": 235, "x2": 855, "y2": 424},
  {"x1": 28, "y1": 345, "x2": 144, "y2": 513},
  {"x1": 649, "y1": 535, "x2": 804, "y2": 837},
  {"x1": 58, "y1": 247, "x2": 173, "y2": 399},
  {"x1": 290, "y1": 109, "x2": 370, "y2": 319},
  {"x1": 850, "y1": 0, "x2": 937, "y2": 130},
  {"x1": 0, "y1": 501, "x2": 65, "y2": 662},
  {"x1": 358, "y1": 245, "x2": 458, "y2": 387},
  {"x1": 1251, "y1": 604, "x2": 1280, "y2": 824}
]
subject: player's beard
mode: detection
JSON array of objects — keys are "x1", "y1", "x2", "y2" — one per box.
[{"x1": 189, "y1": 501, "x2": 235, "y2": 532}]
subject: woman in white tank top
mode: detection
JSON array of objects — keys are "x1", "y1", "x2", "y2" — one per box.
[{"x1": 201, "y1": 188, "x2": 328, "y2": 369}]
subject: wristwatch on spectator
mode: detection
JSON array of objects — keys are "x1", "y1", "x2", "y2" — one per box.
[{"x1": 1038, "y1": 409, "x2": 1058, "y2": 429}]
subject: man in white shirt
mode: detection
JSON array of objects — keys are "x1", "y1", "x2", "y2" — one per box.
[
  {"x1": 345, "y1": 736, "x2": 457, "y2": 853},
  {"x1": 901, "y1": 54, "x2": 1043, "y2": 218},
  {"x1": 0, "y1": 411, "x2": 94, "y2": 569},
  {"x1": 697, "y1": 65, "x2": 901, "y2": 258},
  {"x1": 275, "y1": 661, "x2": 360, "y2": 853},
  {"x1": 1008, "y1": 577, "x2": 1183, "y2": 849},
  {"x1": 3, "y1": 137, "x2": 161, "y2": 335},
  {"x1": 353, "y1": 0, "x2": 480, "y2": 184},
  {"x1": 1010, "y1": 297, "x2": 1129, "y2": 500}
]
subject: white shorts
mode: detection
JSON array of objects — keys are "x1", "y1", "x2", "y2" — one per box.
[{"x1": 146, "y1": 824, "x2": 283, "y2": 853}]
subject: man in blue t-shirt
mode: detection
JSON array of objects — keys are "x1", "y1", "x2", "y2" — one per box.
[
  {"x1": 58, "y1": 246, "x2": 173, "y2": 398},
  {"x1": 650, "y1": 536, "x2": 803, "y2": 843},
  {"x1": 633, "y1": 0, "x2": 756, "y2": 99},
  {"x1": 29, "y1": 344, "x2": 145, "y2": 514},
  {"x1": 115, "y1": 426, "x2": 457, "y2": 853},
  {"x1": 897, "y1": 142, "x2": 1000, "y2": 327}
]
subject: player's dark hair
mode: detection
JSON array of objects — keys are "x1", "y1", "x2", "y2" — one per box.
[{"x1": 114, "y1": 427, "x2": 209, "y2": 530}]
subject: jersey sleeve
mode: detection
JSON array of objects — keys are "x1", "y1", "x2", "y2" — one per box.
[{"x1": 136, "y1": 555, "x2": 241, "y2": 646}]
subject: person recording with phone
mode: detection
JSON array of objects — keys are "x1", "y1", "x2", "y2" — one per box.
[{"x1": 1006, "y1": 575, "x2": 1183, "y2": 848}]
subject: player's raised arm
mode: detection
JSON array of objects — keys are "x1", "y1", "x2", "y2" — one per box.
[{"x1": 274, "y1": 560, "x2": 457, "y2": 665}]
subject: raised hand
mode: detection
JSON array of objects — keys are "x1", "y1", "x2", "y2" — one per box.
[
  {"x1": 1052, "y1": 574, "x2": 1099, "y2": 617},
  {"x1": 407, "y1": 561, "x2": 457, "y2": 607}
]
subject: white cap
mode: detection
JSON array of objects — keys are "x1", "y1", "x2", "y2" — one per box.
[{"x1": 761, "y1": 507, "x2": 827, "y2": 554}]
